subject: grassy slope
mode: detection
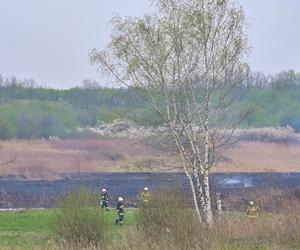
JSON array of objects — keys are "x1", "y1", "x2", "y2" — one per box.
[{"x1": 0, "y1": 209, "x2": 136, "y2": 249}]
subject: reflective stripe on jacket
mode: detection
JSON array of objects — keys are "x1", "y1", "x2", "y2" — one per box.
[
  {"x1": 246, "y1": 206, "x2": 258, "y2": 217},
  {"x1": 141, "y1": 191, "x2": 151, "y2": 202}
]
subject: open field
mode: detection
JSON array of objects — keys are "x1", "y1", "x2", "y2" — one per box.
[
  {"x1": 216, "y1": 141, "x2": 300, "y2": 173},
  {"x1": 0, "y1": 137, "x2": 300, "y2": 179},
  {"x1": 0, "y1": 187, "x2": 299, "y2": 249},
  {"x1": 0, "y1": 207, "x2": 299, "y2": 250},
  {"x1": 0, "y1": 209, "x2": 136, "y2": 249},
  {"x1": 0, "y1": 139, "x2": 167, "y2": 179}
]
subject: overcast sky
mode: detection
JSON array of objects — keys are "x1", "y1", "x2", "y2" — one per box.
[{"x1": 0, "y1": 0, "x2": 300, "y2": 89}]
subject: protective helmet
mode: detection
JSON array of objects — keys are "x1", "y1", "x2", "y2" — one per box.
[
  {"x1": 249, "y1": 201, "x2": 254, "y2": 205},
  {"x1": 144, "y1": 187, "x2": 149, "y2": 191},
  {"x1": 102, "y1": 188, "x2": 106, "y2": 193},
  {"x1": 118, "y1": 197, "x2": 123, "y2": 202}
]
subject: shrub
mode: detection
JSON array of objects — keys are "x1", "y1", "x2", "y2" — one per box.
[
  {"x1": 97, "y1": 106, "x2": 163, "y2": 127},
  {"x1": 136, "y1": 188, "x2": 201, "y2": 249},
  {"x1": 51, "y1": 189, "x2": 109, "y2": 247}
]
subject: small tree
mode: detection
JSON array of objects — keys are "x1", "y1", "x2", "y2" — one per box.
[{"x1": 91, "y1": 0, "x2": 249, "y2": 226}]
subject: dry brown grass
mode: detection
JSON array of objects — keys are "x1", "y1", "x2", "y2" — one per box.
[
  {"x1": 0, "y1": 136, "x2": 300, "y2": 179},
  {"x1": 234, "y1": 126, "x2": 298, "y2": 144},
  {"x1": 42, "y1": 214, "x2": 300, "y2": 250},
  {"x1": 107, "y1": 188, "x2": 300, "y2": 250},
  {"x1": 215, "y1": 141, "x2": 300, "y2": 173},
  {"x1": 0, "y1": 139, "x2": 166, "y2": 179},
  {"x1": 96, "y1": 190, "x2": 300, "y2": 250}
]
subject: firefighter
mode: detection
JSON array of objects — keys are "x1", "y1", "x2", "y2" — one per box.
[
  {"x1": 100, "y1": 188, "x2": 109, "y2": 211},
  {"x1": 140, "y1": 187, "x2": 151, "y2": 205},
  {"x1": 246, "y1": 201, "x2": 259, "y2": 219},
  {"x1": 115, "y1": 197, "x2": 124, "y2": 225}
]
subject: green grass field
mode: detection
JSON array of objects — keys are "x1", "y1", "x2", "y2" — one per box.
[
  {"x1": 0, "y1": 208, "x2": 299, "y2": 250},
  {"x1": 0, "y1": 208, "x2": 136, "y2": 249},
  {"x1": 0, "y1": 209, "x2": 53, "y2": 249}
]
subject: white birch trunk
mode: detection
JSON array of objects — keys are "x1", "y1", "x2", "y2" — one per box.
[
  {"x1": 193, "y1": 169, "x2": 206, "y2": 216},
  {"x1": 216, "y1": 192, "x2": 222, "y2": 218},
  {"x1": 184, "y1": 168, "x2": 202, "y2": 223},
  {"x1": 202, "y1": 171, "x2": 213, "y2": 226}
]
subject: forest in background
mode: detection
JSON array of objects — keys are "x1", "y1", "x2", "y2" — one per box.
[{"x1": 0, "y1": 70, "x2": 300, "y2": 139}]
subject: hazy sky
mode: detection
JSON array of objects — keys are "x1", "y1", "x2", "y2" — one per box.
[{"x1": 0, "y1": 0, "x2": 300, "y2": 89}]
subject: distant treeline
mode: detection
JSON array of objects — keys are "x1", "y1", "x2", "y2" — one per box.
[{"x1": 0, "y1": 70, "x2": 300, "y2": 139}]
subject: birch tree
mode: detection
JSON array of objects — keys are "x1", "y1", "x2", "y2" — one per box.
[{"x1": 91, "y1": 0, "x2": 249, "y2": 226}]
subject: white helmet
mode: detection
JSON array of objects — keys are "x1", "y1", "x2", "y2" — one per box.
[
  {"x1": 249, "y1": 201, "x2": 254, "y2": 205},
  {"x1": 102, "y1": 188, "x2": 106, "y2": 193},
  {"x1": 144, "y1": 187, "x2": 149, "y2": 191},
  {"x1": 118, "y1": 197, "x2": 123, "y2": 202}
]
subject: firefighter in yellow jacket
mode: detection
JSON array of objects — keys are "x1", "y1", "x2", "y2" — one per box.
[
  {"x1": 246, "y1": 201, "x2": 259, "y2": 219},
  {"x1": 140, "y1": 187, "x2": 151, "y2": 205}
]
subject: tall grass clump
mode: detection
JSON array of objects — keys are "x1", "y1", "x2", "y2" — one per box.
[
  {"x1": 51, "y1": 189, "x2": 109, "y2": 248},
  {"x1": 131, "y1": 188, "x2": 300, "y2": 250},
  {"x1": 136, "y1": 188, "x2": 202, "y2": 249}
]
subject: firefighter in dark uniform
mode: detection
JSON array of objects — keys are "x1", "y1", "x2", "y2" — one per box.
[
  {"x1": 100, "y1": 188, "x2": 109, "y2": 211},
  {"x1": 115, "y1": 197, "x2": 124, "y2": 225}
]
